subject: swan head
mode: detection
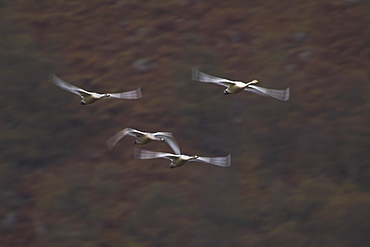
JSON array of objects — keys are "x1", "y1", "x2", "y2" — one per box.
[
  {"x1": 223, "y1": 89, "x2": 230, "y2": 95},
  {"x1": 191, "y1": 155, "x2": 198, "y2": 160},
  {"x1": 80, "y1": 101, "x2": 86, "y2": 105},
  {"x1": 249, "y1": 79, "x2": 258, "y2": 85}
]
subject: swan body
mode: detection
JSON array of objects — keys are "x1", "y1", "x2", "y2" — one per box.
[{"x1": 50, "y1": 74, "x2": 142, "y2": 105}]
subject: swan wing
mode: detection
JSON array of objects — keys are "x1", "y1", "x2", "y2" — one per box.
[
  {"x1": 192, "y1": 68, "x2": 235, "y2": 87},
  {"x1": 245, "y1": 85, "x2": 290, "y2": 101},
  {"x1": 153, "y1": 132, "x2": 181, "y2": 155},
  {"x1": 191, "y1": 154, "x2": 231, "y2": 167},
  {"x1": 105, "y1": 87, "x2": 142, "y2": 99},
  {"x1": 106, "y1": 128, "x2": 145, "y2": 149},
  {"x1": 50, "y1": 74, "x2": 91, "y2": 97},
  {"x1": 134, "y1": 149, "x2": 178, "y2": 160}
]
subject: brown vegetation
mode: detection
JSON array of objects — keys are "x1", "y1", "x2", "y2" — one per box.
[{"x1": 0, "y1": 0, "x2": 369, "y2": 246}]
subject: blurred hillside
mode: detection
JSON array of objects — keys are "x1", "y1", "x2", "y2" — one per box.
[{"x1": 0, "y1": 0, "x2": 369, "y2": 246}]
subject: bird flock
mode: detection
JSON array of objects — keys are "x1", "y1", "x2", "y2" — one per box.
[{"x1": 50, "y1": 68, "x2": 290, "y2": 169}]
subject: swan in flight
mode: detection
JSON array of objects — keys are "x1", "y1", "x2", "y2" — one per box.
[
  {"x1": 107, "y1": 128, "x2": 180, "y2": 155},
  {"x1": 192, "y1": 68, "x2": 289, "y2": 101},
  {"x1": 135, "y1": 149, "x2": 231, "y2": 169},
  {"x1": 50, "y1": 74, "x2": 142, "y2": 105}
]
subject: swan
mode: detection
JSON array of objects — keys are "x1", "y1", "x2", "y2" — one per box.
[
  {"x1": 192, "y1": 68, "x2": 289, "y2": 101},
  {"x1": 135, "y1": 148, "x2": 231, "y2": 168},
  {"x1": 50, "y1": 74, "x2": 142, "y2": 105},
  {"x1": 107, "y1": 128, "x2": 180, "y2": 155}
]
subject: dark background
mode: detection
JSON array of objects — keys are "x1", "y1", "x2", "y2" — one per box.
[{"x1": 0, "y1": 0, "x2": 369, "y2": 246}]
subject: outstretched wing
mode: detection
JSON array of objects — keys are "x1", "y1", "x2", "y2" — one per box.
[
  {"x1": 192, "y1": 68, "x2": 235, "y2": 87},
  {"x1": 153, "y1": 132, "x2": 181, "y2": 155},
  {"x1": 134, "y1": 148, "x2": 178, "y2": 161},
  {"x1": 105, "y1": 87, "x2": 142, "y2": 99},
  {"x1": 106, "y1": 128, "x2": 146, "y2": 149},
  {"x1": 245, "y1": 85, "x2": 290, "y2": 101},
  {"x1": 191, "y1": 154, "x2": 231, "y2": 167},
  {"x1": 50, "y1": 74, "x2": 91, "y2": 97}
]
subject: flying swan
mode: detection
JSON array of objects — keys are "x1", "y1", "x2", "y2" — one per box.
[
  {"x1": 192, "y1": 68, "x2": 289, "y2": 101},
  {"x1": 135, "y1": 149, "x2": 231, "y2": 169},
  {"x1": 107, "y1": 128, "x2": 180, "y2": 155},
  {"x1": 50, "y1": 74, "x2": 142, "y2": 105}
]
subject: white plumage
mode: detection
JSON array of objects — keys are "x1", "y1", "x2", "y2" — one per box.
[
  {"x1": 192, "y1": 68, "x2": 289, "y2": 101},
  {"x1": 134, "y1": 148, "x2": 231, "y2": 168},
  {"x1": 107, "y1": 128, "x2": 180, "y2": 155},
  {"x1": 50, "y1": 74, "x2": 142, "y2": 105}
]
